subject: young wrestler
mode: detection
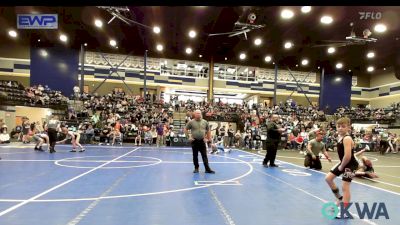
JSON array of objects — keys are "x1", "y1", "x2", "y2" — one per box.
[
  {"x1": 57, "y1": 127, "x2": 85, "y2": 152},
  {"x1": 325, "y1": 117, "x2": 359, "y2": 218},
  {"x1": 354, "y1": 149, "x2": 379, "y2": 179},
  {"x1": 33, "y1": 132, "x2": 49, "y2": 151}
]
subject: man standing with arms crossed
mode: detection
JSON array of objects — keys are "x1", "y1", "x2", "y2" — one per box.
[{"x1": 185, "y1": 110, "x2": 215, "y2": 174}]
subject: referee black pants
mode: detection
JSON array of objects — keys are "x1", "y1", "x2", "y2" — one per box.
[
  {"x1": 191, "y1": 139, "x2": 212, "y2": 171},
  {"x1": 47, "y1": 128, "x2": 57, "y2": 150},
  {"x1": 263, "y1": 140, "x2": 279, "y2": 166}
]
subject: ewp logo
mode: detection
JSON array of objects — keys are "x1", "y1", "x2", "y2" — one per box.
[
  {"x1": 17, "y1": 14, "x2": 58, "y2": 29},
  {"x1": 321, "y1": 202, "x2": 389, "y2": 220}
]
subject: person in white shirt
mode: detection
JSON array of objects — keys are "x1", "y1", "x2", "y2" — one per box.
[{"x1": 0, "y1": 126, "x2": 10, "y2": 144}]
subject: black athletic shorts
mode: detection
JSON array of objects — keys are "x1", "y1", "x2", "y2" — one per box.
[{"x1": 330, "y1": 162, "x2": 359, "y2": 182}]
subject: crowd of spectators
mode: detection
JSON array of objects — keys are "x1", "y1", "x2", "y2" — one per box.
[
  {"x1": 1, "y1": 80, "x2": 399, "y2": 155},
  {"x1": 0, "y1": 80, "x2": 68, "y2": 107},
  {"x1": 335, "y1": 103, "x2": 400, "y2": 122}
]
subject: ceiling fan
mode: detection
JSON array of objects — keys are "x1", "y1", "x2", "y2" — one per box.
[
  {"x1": 208, "y1": 9, "x2": 266, "y2": 40},
  {"x1": 311, "y1": 23, "x2": 378, "y2": 48},
  {"x1": 208, "y1": 21, "x2": 265, "y2": 40},
  {"x1": 97, "y1": 6, "x2": 152, "y2": 30}
]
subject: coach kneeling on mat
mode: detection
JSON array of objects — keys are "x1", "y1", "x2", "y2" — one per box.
[{"x1": 304, "y1": 129, "x2": 332, "y2": 170}]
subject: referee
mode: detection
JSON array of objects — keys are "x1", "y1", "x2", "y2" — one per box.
[
  {"x1": 262, "y1": 114, "x2": 286, "y2": 167},
  {"x1": 185, "y1": 110, "x2": 215, "y2": 174},
  {"x1": 47, "y1": 115, "x2": 60, "y2": 153}
]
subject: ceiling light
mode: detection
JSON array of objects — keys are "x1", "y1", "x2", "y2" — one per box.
[
  {"x1": 318, "y1": 66, "x2": 320, "y2": 69},
  {"x1": 188, "y1": 30, "x2": 197, "y2": 38},
  {"x1": 320, "y1": 15, "x2": 333, "y2": 24},
  {"x1": 281, "y1": 9, "x2": 294, "y2": 19},
  {"x1": 84, "y1": 43, "x2": 87, "y2": 47},
  {"x1": 264, "y1": 55, "x2": 272, "y2": 62},
  {"x1": 8, "y1": 30, "x2": 17, "y2": 38},
  {"x1": 199, "y1": 54, "x2": 202, "y2": 58},
  {"x1": 301, "y1": 6, "x2": 311, "y2": 13},
  {"x1": 335, "y1": 77, "x2": 342, "y2": 82},
  {"x1": 296, "y1": 64, "x2": 299, "y2": 67},
  {"x1": 40, "y1": 49, "x2": 48, "y2": 57},
  {"x1": 336, "y1": 63, "x2": 343, "y2": 69},
  {"x1": 156, "y1": 44, "x2": 163, "y2": 52},
  {"x1": 185, "y1": 47, "x2": 192, "y2": 54},
  {"x1": 327, "y1": 47, "x2": 336, "y2": 54},
  {"x1": 383, "y1": 67, "x2": 386, "y2": 70},
  {"x1": 367, "y1": 51, "x2": 375, "y2": 58},
  {"x1": 239, "y1": 53, "x2": 246, "y2": 60},
  {"x1": 301, "y1": 59, "x2": 309, "y2": 66},
  {"x1": 38, "y1": 39, "x2": 41, "y2": 42},
  {"x1": 284, "y1": 41, "x2": 293, "y2": 49},
  {"x1": 367, "y1": 66, "x2": 374, "y2": 72},
  {"x1": 94, "y1": 19, "x2": 103, "y2": 28},
  {"x1": 348, "y1": 69, "x2": 352, "y2": 72},
  {"x1": 225, "y1": 57, "x2": 228, "y2": 61},
  {"x1": 374, "y1": 23, "x2": 387, "y2": 33},
  {"x1": 116, "y1": 46, "x2": 119, "y2": 49},
  {"x1": 109, "y1": 39, "x2": 117, "y2": 47},
  {"x1": 273, "y1": 62, "x2": 275, "y2": 65},
  {"x1": 59, "y1": 34, "x2": 68, "y2": 42},
  {"x1": 254, "y1": 38, "x2": 262, "y2": 46},
  {"x1": 153, "y1": 26, "x2": 161, "y2": 34}
]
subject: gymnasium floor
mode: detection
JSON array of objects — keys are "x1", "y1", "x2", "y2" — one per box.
[{"x1": 0, "y1": 144, "x2": 399, "y2": 225}]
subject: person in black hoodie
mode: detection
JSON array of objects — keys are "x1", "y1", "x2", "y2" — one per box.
[{"x1": 262, "y1": 114, "x2": 286, "y2": 167}]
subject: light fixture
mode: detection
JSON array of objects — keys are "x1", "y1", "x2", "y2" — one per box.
[
  {"x1": 273, "y1": 62, "x2": 275, "y2": 65},
  {"x1": 296, "y1": 64, "x2": 299, "y2": 67},
  {"x1": 327, "y1": 47, "x2": 336, "y2": 54},
  {"x1": 336, "y1": 63, "x2": 343, "y2": 69},
  {"x1": 301, "y1": 59, "x2": 309, "y2": 66},
  {"x1": 320, "y1": 15, "x2": 333, "y2": 24},
  {"x1": 348, "y1": 69, "x2": 352, "y2": 72},
  {"x1": 335, "y1": 77, "x2": 342, "y2": 82},
  {"x1": 40, "y1": 49, "x2": 48, "y2": 57},
  {"x1": 84, "y1": 43, "x2": 87, "y2": 47},
  {"x1": 254, "y1": 38, "x2": 262, "y2": 46},
  {"x1": 367, "y1": 51, "x2": 375, "y2": 58},
  {"x1": 116, "y1": 46, "x2": 119, "y2": 49},
  {"x1": 8, "y1": 30, "x2": 17, "y2": 38},
  {"x1": 153, "y1": 26, "x2": 161, "y2": 34},
  {"x1": 239, "y1": 53, "x2": 246, "y2": 60},
  {"x1": 367, "y1": 66, "x2": 374, "y2": 72},
  {"x1": 156, "y1": 44, "x2": 163, "y2": 52},
  {"x1": 383, "y1": 67, "x2": 386, "y2": 71},
  {"x1": 188, "y1": 30, "x2": 197, "y2": 38},
  {"x1": 264, "y1": 55, "x2": 272, "y2": 62},
  {"x1": 38, "y1": 39, "x2": 41, "y2": 42},
  {"x1": 317, "y1": 66, "x2": 320, "y2": 69},
  {"x1": 374, "y1": 23, "x2": 387, "y2": 33},
  {"x1": 284, "y1": 41, "x2": 293, "y2": 49},
  {"x1": 94, "y1": 19, "x2": 103, "y2": 28},
  {"x1": 199, "y1": 54, "x2": 202, "y2": 58},
  {"x1": 281, "y1": 9, "x2": 294, "y2": 19},
  {"x1": 301, "y1": 6, "x2": 311, "y2": 13},
  {"x1": 225, "y1": 57, "x2": 228, "y2": 61},
  {"x1": 59, "y1": 34, "x2": 68, "y2": 42},
  {"x1": 185, "y1": 47, "x2": 192, "y2": 54},
  {"x1": 109, "y1": 39, "x2": 117, "y2": 47}
]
